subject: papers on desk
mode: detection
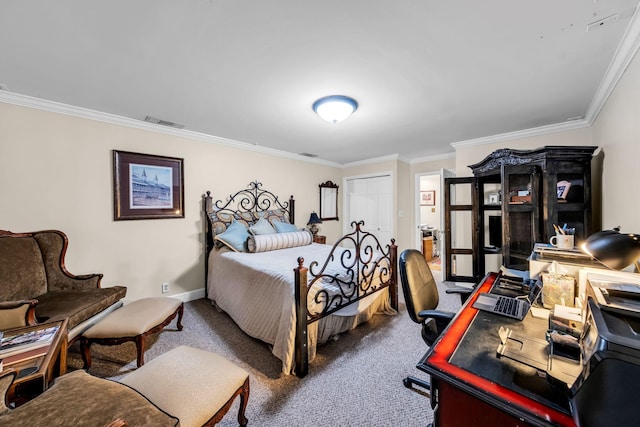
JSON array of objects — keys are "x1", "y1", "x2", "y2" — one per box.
[
  {"x1": 496, "y1": 326, "x2": 582, "y2": 388},
  {"x1": 530, "y1": 306, "x2": 550, "y2": 319}
]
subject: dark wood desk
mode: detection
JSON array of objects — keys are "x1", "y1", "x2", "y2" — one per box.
[{"x1": 418, "y1": 272, "x2": 576, "y2": 427}]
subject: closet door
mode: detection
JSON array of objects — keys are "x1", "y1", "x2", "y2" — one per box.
[
  {"x1": 444, "y1": 177, "x2": 479, "y2": 283},
  {"x1": 345, "y1": 175, "x2": 393, "y2": 244}
]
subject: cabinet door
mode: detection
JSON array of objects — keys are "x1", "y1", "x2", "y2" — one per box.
[
  {"x1": 544, "y1": 160, "x2": 593, "y2": 246},
  {"x1": 502, "y1": 164, "x2": 541, "y2": 270},
  {"x1": 478, "y1": 176, "x2": 503, "y2": 277},
  {"x1": 444, "y1": 177, "x2": 479, "y2": 283}
]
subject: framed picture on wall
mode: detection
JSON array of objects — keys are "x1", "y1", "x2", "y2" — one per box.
[
  {"x1": 113, "y1": 150, "x2": 184, "y2": 220},
  {"x1": 421, "y1": 190, "x2": 436, "y2": 206}
]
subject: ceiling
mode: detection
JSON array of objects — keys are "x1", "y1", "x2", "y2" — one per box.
[{"x1": 1, "y1": 1, "x2": 640, "y2": 165}]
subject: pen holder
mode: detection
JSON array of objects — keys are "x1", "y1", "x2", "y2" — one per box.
[
  {"x1": 542, "y1": 273, "x2": 576, "y2": 308},
  {"x1": 550, "y1": 234, "x2": 574, "y2": 249}
]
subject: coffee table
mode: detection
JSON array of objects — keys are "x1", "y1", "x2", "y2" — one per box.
[{"x1": 3, "y1": 318, "x2": 68, "y2": 406}]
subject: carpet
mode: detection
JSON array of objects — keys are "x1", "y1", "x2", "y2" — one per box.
[{"x1": 67, "y1": 281, "x2": 462, "y2": 426}]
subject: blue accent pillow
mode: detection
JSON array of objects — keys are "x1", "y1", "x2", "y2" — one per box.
[
  {"x1": 273, "y1": 220, "x2": 298, "y2": 233},
  {"x1": 249, "y1": 217, "x2": 276, "y2": 235},
  {"x1": 214, "y1": 220, "x2": 250, "y2": 252}
]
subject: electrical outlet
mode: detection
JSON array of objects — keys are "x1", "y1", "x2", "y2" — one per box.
[{"x1": 162, "y1": 282, "x2": 169, "y2": 294}]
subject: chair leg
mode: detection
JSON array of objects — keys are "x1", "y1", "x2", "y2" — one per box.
[{"x1": 403, "y1": 375, "x2": 431, "y2": 396}]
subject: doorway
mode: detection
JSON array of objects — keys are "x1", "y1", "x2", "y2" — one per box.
[{"x1": 414, "y1": 169, "x2": 455, "y2": 280}]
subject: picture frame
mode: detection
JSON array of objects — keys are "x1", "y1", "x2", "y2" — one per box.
[
  {"x1": 556, "y1": 180, "x2": 572, "y2": 200},
  {"x1": 421, "y1": 190, "x2": 436, "y2": 206},
  {"x1": 113, "y1": 150, "x2": 184, "y2": 220},
  {"x1": 488, "y1": 192, "x2": 501, "y2": 205}
]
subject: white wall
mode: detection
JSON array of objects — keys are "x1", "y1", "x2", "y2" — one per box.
[
  {"x1": 3, "y1": 45, "x2": 639, "y2": 302},
  {"x1": 0, "y1": 102, "x2": 341, "y2": 301},
  {"x1": 591, "y1": 46, "x2": 640, "y2": 233}
]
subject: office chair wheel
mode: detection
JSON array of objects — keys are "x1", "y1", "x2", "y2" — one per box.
[{"x1": 403, "y1": 377, "x2": 412, "y2": 388}]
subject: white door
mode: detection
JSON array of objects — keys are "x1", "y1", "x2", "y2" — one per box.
[{"x1": 345, "y1": 174, "x2": 393, "y2": 245}]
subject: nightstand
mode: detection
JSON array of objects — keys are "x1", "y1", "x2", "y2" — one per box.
[{"x1": 313, "y1": 235, "x2": 326, "y2": 244}]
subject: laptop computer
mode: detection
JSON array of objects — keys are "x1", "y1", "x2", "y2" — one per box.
[{"x1": 473, "y1": 280, "x2": 543, "y2": 320}]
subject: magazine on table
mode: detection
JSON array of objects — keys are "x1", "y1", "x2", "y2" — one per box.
[{"x1": 0, "y1": 325, "x2": 59, "y2": 359}]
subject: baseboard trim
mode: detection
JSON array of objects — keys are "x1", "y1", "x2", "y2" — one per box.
[{"x1": 121, "y1": 288, "x2": 206, "y2": 305}]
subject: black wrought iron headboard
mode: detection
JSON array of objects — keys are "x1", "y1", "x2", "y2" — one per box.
[{"x1": 203, "y1": 181, "x2": 295, "y2": 288}]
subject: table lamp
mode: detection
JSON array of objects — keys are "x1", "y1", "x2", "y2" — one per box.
[
  {"x1": 581, "y1": 228, "x2": 640, "y2": 271},
  {"x1": 307, "y1": 212, "x2": 322, "y2": 236}
]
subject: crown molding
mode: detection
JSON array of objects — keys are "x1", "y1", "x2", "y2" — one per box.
[
  {"x1": 341, "y1": 153, "x2": 399, "y2": 168},
  {"x1": 408, "y1": 151, "x2": 456, "y2": 165},
  {"x1": 0, "y1": 91, "x2": 341, "y2": 168},
  {"x1": 450, "y1": 7, "x2": 640, "y2": 151},
  {"x1": 585, "y1": 5, "x2": 640, "y2": 123},
  {"x1": 450, "y1": 119, "x2": 590, "y2": 150}
]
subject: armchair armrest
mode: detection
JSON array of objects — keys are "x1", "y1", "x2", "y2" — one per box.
[
  {"x1": 0, "y1": 368, "x2": 17, "y2": 415},
  {"x1": 0, "y1": 299, "x2": 38, "y2": 330}
]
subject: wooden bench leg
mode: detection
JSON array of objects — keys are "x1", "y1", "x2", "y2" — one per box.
[
  {"x1": 135, "y1": 335, "x2": 146, "y2": 367},
  {"x1": 203, "y1": 376, "x2": 250, "y2": 427},
  {"x1": 81, "y1": 337, "x2": 93, "y2": 369},
  {"x1": 176, "y1": 303, "x2": 184, "y2": 331},
  {"x1": 238, "y1": 377, "x2": 250, "y2": 427}
]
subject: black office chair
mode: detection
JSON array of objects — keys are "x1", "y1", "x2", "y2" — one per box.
[{"x1": 399, "y1": 249, "x2": 473, "y2": 393}]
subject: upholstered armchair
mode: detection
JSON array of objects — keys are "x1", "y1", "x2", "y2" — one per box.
[
  {"x1": 0, "y1": 368, "x2": 179, "y2": 426},
  {"x1": 0, "y1": 230, "x2": 127, "y2": 341}
]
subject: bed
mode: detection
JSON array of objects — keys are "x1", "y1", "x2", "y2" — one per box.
[{"x1": 204, "y1": 181, "x2": 398, "y2": 377}]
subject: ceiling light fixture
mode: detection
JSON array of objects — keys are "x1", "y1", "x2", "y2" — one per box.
[{"x1": 312, "y1": 95, "x2": 358, "y2": 124}]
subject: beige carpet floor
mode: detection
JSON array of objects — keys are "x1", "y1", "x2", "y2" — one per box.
[{"x1": 67, "y1": 281, "x2": 462, "y2": 426}]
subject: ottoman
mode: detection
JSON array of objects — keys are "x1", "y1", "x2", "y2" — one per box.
[
  {"x1": 120, "y1": 345, "x2": 250, "y2": 427},
  {"x1": 81, "y1": 297, "x2": 184, "y2": 368}
]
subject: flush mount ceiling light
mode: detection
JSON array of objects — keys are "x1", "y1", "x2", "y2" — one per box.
[{"x1": 312, "y1": 95, "x2": 358, "y2": 124}]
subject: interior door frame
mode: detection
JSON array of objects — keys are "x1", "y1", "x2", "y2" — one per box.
[{"x1": 414, "y1": 169, "x2": 455, "y2": 280}]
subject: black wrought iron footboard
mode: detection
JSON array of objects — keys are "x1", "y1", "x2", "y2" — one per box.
[{"x1": 293, "y1": 221, "x2": 398, "y2": 377}]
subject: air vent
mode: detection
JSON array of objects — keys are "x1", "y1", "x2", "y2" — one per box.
[
  {"x1": 144, "y1": 116, "x2": 185, "y2": 129},
  {"x1": 299, "y1": 152, "x2": 319, "y2": 158}
]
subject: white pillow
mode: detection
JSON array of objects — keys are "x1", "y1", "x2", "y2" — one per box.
[{"x1": 247, "y1": 230, "x2": 312, "y2": 253}]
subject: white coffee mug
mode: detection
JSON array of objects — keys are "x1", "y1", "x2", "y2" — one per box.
[{"x1": 550, "y1": 234, "x2": 574, "y2": 249}]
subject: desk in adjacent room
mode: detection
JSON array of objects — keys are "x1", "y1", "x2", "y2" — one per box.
[{"x1": 417, "y1": 272, "x2": 576, "y2": 427}]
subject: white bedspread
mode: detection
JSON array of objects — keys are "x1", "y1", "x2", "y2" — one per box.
[{"x1": 207, "y1": 243, "x2": 394, "y2": 375}]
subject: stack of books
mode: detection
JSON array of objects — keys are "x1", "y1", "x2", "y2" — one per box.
[{"x1": 0, "y1": 325, "x2": 59, "y2": 370}]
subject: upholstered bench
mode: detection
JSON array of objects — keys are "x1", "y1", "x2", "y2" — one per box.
[
  {"x1": 120, "y1": 345, "x2": 250, "y2": 427},
  {"x1": 81, "y1": 297, "x2": 184, "y2": 368},
  {"x1": 0, "y1": 345, "x2": 250, "y2": 427}
]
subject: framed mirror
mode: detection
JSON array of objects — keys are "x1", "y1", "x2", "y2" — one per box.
[{"x1": 319, "y1": 181, "x2": 339, "y2": 221}]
